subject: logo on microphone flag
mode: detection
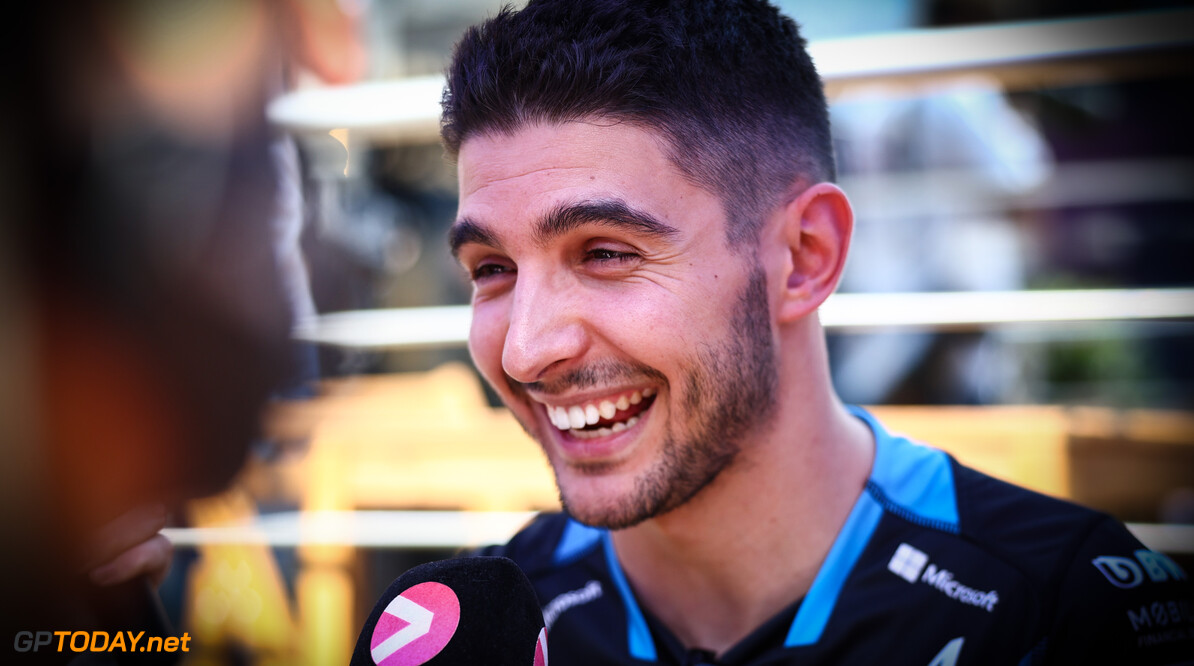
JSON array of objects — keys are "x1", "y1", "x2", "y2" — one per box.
[
  {"x1": 534, "y1": 627, "x2": 548, "y2": 666},
  {"x1": 371, "y1": 582, "x2": 461, "y2": 665}
]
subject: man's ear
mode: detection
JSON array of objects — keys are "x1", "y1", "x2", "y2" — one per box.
[{"x1": 777, "y1": 182, "x2": 853, "y2": 323}]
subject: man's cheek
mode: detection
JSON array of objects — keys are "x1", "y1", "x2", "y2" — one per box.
[{"x1": 467, "y1": 328, "x2": 502, "y2": 378}]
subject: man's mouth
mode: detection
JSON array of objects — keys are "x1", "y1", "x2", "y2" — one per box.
[{"x1": 534, "y1": 388, "x2": 657, "y2": 440}]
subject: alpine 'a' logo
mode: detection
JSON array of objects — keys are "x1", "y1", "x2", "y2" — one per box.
[{"x1": 888, "y1": 543, "x2": 1000, "y2": 612}]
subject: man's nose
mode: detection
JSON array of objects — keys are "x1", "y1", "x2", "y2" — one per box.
[{"x1": 501, "y1": 272, "x2": 587, "y2": 384}]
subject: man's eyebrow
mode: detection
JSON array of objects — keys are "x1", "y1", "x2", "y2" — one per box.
[
  {"x1": 448, "y1": 218, "x2": 500, "y2": 259},
  {"x1": 536, "y1": 199, "x2": 679, "y2": 245},
  {"x1": 449, "y1": 199, "x2": 679, "y2": 258}
]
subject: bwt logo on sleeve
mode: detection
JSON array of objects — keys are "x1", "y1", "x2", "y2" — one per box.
[{"x1": 1092, "y1": 550, "x2": 1187, "y2": 589}]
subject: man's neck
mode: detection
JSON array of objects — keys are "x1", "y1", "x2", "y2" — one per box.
[{"x1": 609, "y1": 395, "x2": 874, "y2": 656}]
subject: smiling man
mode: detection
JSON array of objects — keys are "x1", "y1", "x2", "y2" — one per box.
[{"x1": 441, "y1": 1, "x2": 1192, "y2": 664}]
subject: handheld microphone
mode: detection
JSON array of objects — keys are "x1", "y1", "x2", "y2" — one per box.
[{"x1": 350, "y1": 556, "x2": 548, "y2": 666}]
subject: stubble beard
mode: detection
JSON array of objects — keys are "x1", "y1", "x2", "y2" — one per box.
[{"x1": 559, "y1": 265, "x2": 780, "y2": 529}]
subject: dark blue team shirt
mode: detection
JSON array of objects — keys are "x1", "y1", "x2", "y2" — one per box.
[{"x1": 482, "y1": 407, "x2": 1194, "y2": 664}]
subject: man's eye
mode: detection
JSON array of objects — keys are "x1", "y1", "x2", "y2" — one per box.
[
  {"x1": 471, "y1": 263, "x2": 514, "y2": 281},
  {"x1": 587, "y1": 248, "x2": 638, "y2": 262}
]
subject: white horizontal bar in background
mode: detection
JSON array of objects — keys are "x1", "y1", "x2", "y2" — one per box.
[
  {"x1": 163, "y1": 511, "x2": 1193, "y2": 553},
  {"x1": 267, "y1": 74, "x2": 446, "y2": 138},
  {"x1": 295, "y1": 305, "x2": 472, "y2": 350},
  {"x1": 292, "y1": 288, "x2": 1194, "y2": 350},
  {"x1": 808, "y1": 8, "x2": 1194, "y2": 82},
  {"x1": 267, "y1": 9, "x2": 1194, "y2": 138},
  {"x1": 163, "y1": 510, "x2": 537, "y2": 550},
  {"x1": 1129, "y1": 523, "x2": 1194, "y2": 556},
  {"x1": 818, "y1": 288, "x2": 1194, "y2": 332}
]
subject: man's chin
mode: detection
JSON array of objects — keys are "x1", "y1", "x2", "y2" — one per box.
[
  {"x1": 555, "y1": 452, "x2": 733, "y2": 530},
  {"x1": 558, "y1": 482, "x2": 660, "y2": 531},
  {"x1": 562, "y1": 503, "x2": 651, "y2": 531}
]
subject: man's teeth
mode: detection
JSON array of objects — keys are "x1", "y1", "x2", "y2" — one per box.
[
  {"x1": 568, "y1": 406, "x2": 585, "y2": 430},
  {"x1": 599, "y1": 401, "x2": 617, "y2": 420},
  {"x1": 547, "y1": 388, "x2": 655, "y2": 433},
  {"x1": 572, "y1": 417, "x2": 640, "y2": 440}
]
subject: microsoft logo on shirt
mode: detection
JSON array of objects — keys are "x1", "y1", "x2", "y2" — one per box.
[
  {"x1": 888, "y1": 543, "x2": 1000, "y2": 612},
  {"x1": 888, "y1": 543, "x2": 930, "y2": 583}
]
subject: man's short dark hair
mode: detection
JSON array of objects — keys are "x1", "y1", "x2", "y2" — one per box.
[{"x1": 441, "y1": 0, "x2": 834, "y2": 244}]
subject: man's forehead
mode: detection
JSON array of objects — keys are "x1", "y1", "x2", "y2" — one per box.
[{"x1": 457, "y1": 120, "x2": 675, "y2": 187}]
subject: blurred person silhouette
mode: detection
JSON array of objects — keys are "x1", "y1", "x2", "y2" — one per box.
[
  {"x1": 0, "y1": 0, "x2": 363, "y2": 659},
  {"x1": 831, "y1": 78, "x2": 1052, "y2": 405}
]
